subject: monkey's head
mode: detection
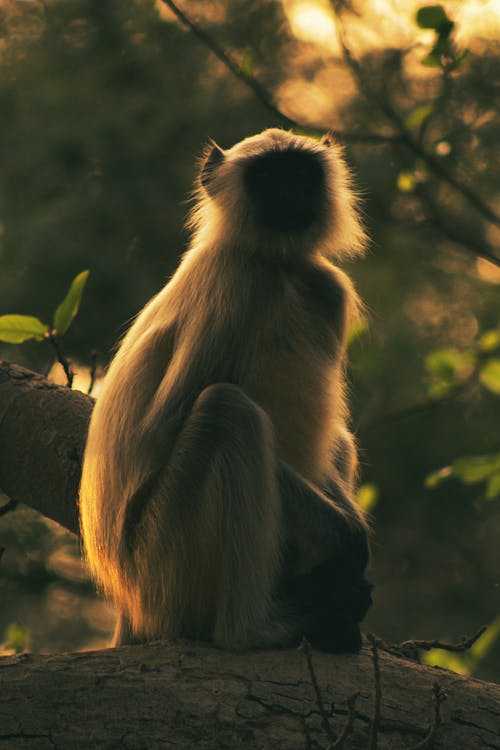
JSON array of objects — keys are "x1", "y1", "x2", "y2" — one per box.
[{"x1": 192, "y1": 129, "x2": 367, "y2": 260}]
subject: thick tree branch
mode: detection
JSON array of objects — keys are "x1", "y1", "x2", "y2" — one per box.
[
  {"x1": 0, "y1": 361, "x2": 92, "y2": 535},
  {"x1": 1, "y1": 640, "x2": 499, "y2": 749}
]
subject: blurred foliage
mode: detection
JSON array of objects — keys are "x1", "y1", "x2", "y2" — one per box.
[{"x1": 0, "y1": 0, "x2": 499, "y2": 681}]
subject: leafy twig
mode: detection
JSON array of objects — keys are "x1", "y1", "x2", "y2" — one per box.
[
  {"x1": 45, "y1": 331, "x2": 74, "y2": 388},
  {"x1": 332, "y1": 6, "x2": 500, "y2": 228}
]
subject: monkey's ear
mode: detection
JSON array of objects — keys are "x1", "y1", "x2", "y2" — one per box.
[
  {"x1": 200, "y1": 142, "x2": 225, "y2": 189},
  {"x1": 320, "y1": 131, "x2": 335, "y2": 147}
]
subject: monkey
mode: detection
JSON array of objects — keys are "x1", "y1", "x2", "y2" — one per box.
[{"x1": 79, "y1": 128, "x2": 372, "y2": 653}]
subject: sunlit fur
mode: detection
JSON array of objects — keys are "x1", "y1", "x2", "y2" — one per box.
[{"x1": 79, "y1": 128, "x2": 369, "y2": 649}]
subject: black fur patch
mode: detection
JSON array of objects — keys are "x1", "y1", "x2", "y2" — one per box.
[{"x1": 243, "y1": 148, "x2": 326, "y2": 233}]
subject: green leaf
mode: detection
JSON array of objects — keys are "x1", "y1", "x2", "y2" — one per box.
[
  {"x1": 479, "y1": 359, "x2": 500, "y2": 395},
  {"x1": 356, "y1": 483, "x2": 379, "y2": 513},
  {"x1": 470, "y1": 618, "x2": 500, "y2": 660},
  {"x1": 452, "y1": 455, "x2": 500, "y2": 484},
  {"x1": 478, "y1": 329, "x2": 500, "y2": 352},
  {"x1": 53, "y1": 270, "x2": 90, "y2": 336},
  {"x1": 422, "y1": 648, "x2": 469, "y2": 675},
  {"x1": 4, "y1": 623, "x2": 30, "y2": 652},
  {"x1": 425, "y1": 348, "x2": 475, "y2": 388},
  {"x1": 486, "y1": 473, "x2": 500, "y2": 500},
  {"x1": 416, "y1": 6, "x2": 453, "y2": 33},
  {"x1": 405, "y1": 104, "x2": 434, "y2": 131},
  {"x1": 0, "y1": 314, "x2": 48, "y2": 343}
]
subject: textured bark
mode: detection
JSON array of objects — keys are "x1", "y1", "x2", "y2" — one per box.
[
  {"x1": 0, "y1": 361, "x2": 93, "y2": 535},
  {"x1": 0, "y1": 640, "x2": 499, "y2": 749},
  {"x1": 0, "y1": 362, "x2": 499, "y2": 749}
]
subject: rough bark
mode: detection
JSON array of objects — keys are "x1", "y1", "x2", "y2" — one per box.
[
  {"x1": 0, "y1": 361, "x2": 92, "y2": 535},
  {"x1": 1, "y1": 640, "x2": 499, "y2": 749},
  {"x1": 0, "y1": 362, "x2": 499, "y2": 749}
]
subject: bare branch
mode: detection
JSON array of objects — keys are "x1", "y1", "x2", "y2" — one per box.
[
  {"x1": 160, "y1": 0, "x2": 402, "y2": 145},
  {"x1": 396, "y1": 625, "x2": 487, "y2": 655}
]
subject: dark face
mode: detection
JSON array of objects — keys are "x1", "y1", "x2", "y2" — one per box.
[{"x1": 243, "y1": 147, "x2": 326, "y2": 234}]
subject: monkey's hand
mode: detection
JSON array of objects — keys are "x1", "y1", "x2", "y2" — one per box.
[
  {"x1": 278, "y1": 463, "x2": 369, "y2": 578},
  {"x1": 281, "y1": 555, "x2": 373, "y2": 653}
]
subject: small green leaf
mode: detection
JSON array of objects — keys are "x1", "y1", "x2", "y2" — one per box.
[
  {"x1": 478, "y1": 329, "x2": 500, "y2": 352},
  {"x1": 470, "y1": 618, "x2": 500, "y2": 660},
  {"x1": 405, "y1": 104, "x2": 434, "y2": 131},
  {"x1": 4, "y1": 623, "x2": 30, "y2": 652},
  {"x1": 425, "y1": 347, "x2": 475, "y2": 383},
  {"x1": 356, "y1": 483, "x2": 379, "y2": 513},
  {"x1": 479, "y1": 359, "x2": 500, "y2": 395},
  {"x1": 0, "y1": 314, "x2": 48, "y2": 343},
  {"x1": 416, "y1": 5, "x2": 452, "y2": 33},
  {"x1": 486, "y1": 473, "x2": 500, "y2": 500},
  {"x1": 425, "y1": 465, "x2": 453, "y2": 488},
  {"x1": 347, "y1": 316, "x2": 369, "y2": 346},
  {"x1": 397, "y1": 171, "x2": 415, "y2": 193},
  {"x1": 53, "y1": 270, "x2": 89, "y2": 336},
  {"x1": 240, "y1": 52, "x2": 254, "y2": 78},
  {"x1": 421, "y1": 51, "x2": 442, "y2": 67}
]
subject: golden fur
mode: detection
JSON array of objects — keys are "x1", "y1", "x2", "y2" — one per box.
[{"x1": 79, "y1": 129, "x2": 369, "y2": 649}]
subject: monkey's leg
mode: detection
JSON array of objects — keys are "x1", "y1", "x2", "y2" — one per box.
[
  {"x1": 278, "y1": 462, "x2": 369, "y2": 577},
  {"x1": 121, "y1": 383, "x2": 285, "y2": 649}
]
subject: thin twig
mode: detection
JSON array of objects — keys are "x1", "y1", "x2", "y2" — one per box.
[
  {"x1": 415, "y1": 186, "x2": 500, "y2": 267},
  {"x1": 396, "y1": 625, "x2": 487, "y2": 655},
  {"x1": 333, "y1": 6, "x2": 500, "y2": 228},
  {"x1": 160, "y1": 0, "x2": 401, "y2": 145},
  {"x1": 409, "y1": 682, "x2": 446, "y2": 750},
  {"x1": 329, "y1": 693, "x2": 359, "y2": 749},
  {"x1": 87, "y1": 349, "x2": 97, "y2": 395},
  {"x1": 0, "y1": 498, "x2": 18, "y2": 517},
  {"x1": 299, "y1": 638, "x2": 337, "y2": 746},
  {"x1": 356, "y1": 380, "x2": 471, "y2": 436},
  {"x1": 45, "y1": 331, "x2": 74, "y2": 388},
  {"x1": 367, "y1": 633, "x2": 382, "y2": 750}
]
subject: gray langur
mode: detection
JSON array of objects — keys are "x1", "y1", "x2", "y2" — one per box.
[{"x1": 79, "y1": 128, "x2": 372, "y2": 652}]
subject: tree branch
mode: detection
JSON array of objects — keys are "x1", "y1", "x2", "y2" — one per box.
[
  {"x1": 160, "y1": 0, "x2": 402, "y2": 145},
  {"x1": 332, "y1": 7, "x2": 500, "y2": 230},
  {"x1": 1, "y1": 640, "x2": 499, "y2": 750}
]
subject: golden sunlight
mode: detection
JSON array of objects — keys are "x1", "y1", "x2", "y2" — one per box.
[
  {"x1": 282, "y1": 0, "x2": 500, "y2": 53},
  {"x1": 283, "y1": 0, "x2": 339, "y2": 49}
]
